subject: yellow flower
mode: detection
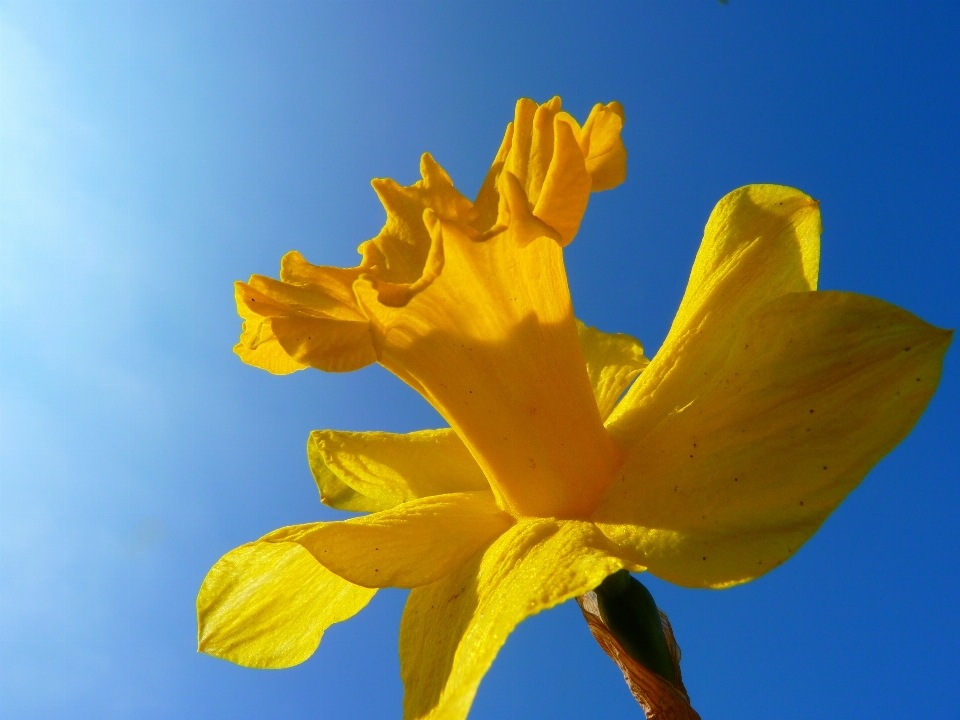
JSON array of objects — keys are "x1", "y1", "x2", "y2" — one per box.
[{"x1": 197, "y1": 97, "x2": 950, "y2": 719}]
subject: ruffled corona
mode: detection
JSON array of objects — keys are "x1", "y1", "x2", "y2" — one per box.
[
  {"x1": 234, "y1": 97, "x2": 630, "y2": 518},
  {"x1": 234, "y1": 98, "x2": 626, "y2": 375}
]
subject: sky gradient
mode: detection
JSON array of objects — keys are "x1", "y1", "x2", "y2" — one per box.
[{"x1": 1, "y1": 2, "x2": 958, "y2": 718}]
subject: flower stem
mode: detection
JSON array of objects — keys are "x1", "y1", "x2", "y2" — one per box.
[{"x1": 578, "y1": 577, "x2": 701, "y2": 719}]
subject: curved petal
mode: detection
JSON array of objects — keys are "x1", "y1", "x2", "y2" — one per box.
[
  {"x1": 308, "y1": 428, "x2": 489, "y2": 512},
  {"x1": 520, "y1": 96, "x2": 561, "y2": 207},
  {"x1": 596, "y1": 291, "x2": 951, "y2": 588},
  {"x1": 576, "y1": 320, "x2": 648, "y2": 421},
  {"x1": 276, "y1": 493, "x2": 514, "y2": 589},
  {"x1": 474, "y1": 97, "x2": 627, "y2": 214},
  {"x1": 608, "y1": 184, "x2": 822, "y2": 446},
  {"x1": 675, "y1": 183, "x2": 821, "y2": 325},
  {"x1": 234, "y1": 267, "x2": 376, "y2": 374},
  {"x1": 399, "y1": 519, "x2": 639, "y2": 720},
  {"x1": 472, "y1": 96, "x2": 626, "y2": 241},
  {"x1": 197, "y1": 539, "x2": 375, "y2": 668},
  {"x1": 471, "y1": 121, "x2": 514, "y2": 232},
  {"x1": 532, "y1": 116, "x2": 592, "y2": 246},
  {"x1": 366, "y1": 153, "x2": 477, "y2": 286},
  {"x1": 488, "y1": 171, "x2": 562, "y2": 247},
  {"x1": 234, "y1": 278, "x2": 308, "y2": 375},
  {"x1": 234, "y1": 304, "x2": 307, "y2": 375},
  {"x1": 578, "y1": 101, "x2": 627, "y2": 192},
  {"x1": 612, "y1": 184, "x2": 821, "y2": 425}
]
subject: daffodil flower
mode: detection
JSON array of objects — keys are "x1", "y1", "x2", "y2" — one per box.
[{"x1": 198, "y1": 97, "x2": 950, "y2": 719}]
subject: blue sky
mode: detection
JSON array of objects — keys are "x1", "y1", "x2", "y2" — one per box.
[{"x1": 1, "y1": 2, "x2": 957, "y2": 718}]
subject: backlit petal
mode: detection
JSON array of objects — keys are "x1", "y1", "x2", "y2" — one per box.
[
  {"x1": 473, "y1": 96, "x2": 626, "y2": 241},
  {"x1": 233, "y1": 280, "x2": 308, "y2": 374},
  {"x1": 578, "y1": 101, "x2": 627, "y2": 191},
  {"x1": 276, "y1": 493, "x2": 514, "y2": 589},
  {"x1": 197, "y1": 540, "x2": 375, "y2": 668},
  {"x1": 366, "y1": 153, "x2": 477, "y2": 286},
  {"x1": 532, "y1": 116, "x2": 592, "y2": 246},
  {"x1": 308, "y1": 428, "x2": 489, "y2": 512},
  {"x1": 576, "y1": 320, "x2": 648, "y2": 421},
  {"x1": 234, "y1": 266, "x2": 376, "y2": 373},
  {"x1": 610, "y1": 184, "x2": 822, "y2": 438},
  {"x1": 596, "y1": 291, "x2": 951, "y2": 588},
  {"x1": 399, "y1": 519, "x2": 639, "y2": 720},
  {"x1": 520, "y1": 97, "x2": 561, "y2": 207}
]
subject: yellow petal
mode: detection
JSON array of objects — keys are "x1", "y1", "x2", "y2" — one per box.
[
  {"x1": 355, "y1": 218, "x2": 622, "y2": 519},
  {"x1": 502, "y1": 97, "x2": 540, "y2": 202},
  {"x1": 576, "y1": 319, "x2": 648, "y2": 421},
  {"x1": 234, "y1": 265, "x2": 377, "y2": 373},
  {"x1": 279, "y1": 493, "x2": 514, "y2": 589},
  {"x1": 473, "y1": 97, "x2": 626, "y2": 242},
  {"x1": 525, "y1": 96, "x2": 563, "y2": 207},
  {"x1": 234, "y1": 320, "x2": 307, "y2": 375},
  {"x1": 308, "y1": 428, "x2": 489, "y2": 512},
  {"x1": 399, "y1": 519, "x2": 639, "y2": 720},
  {"x1": 471, "y1": 121, "x2": 514, "y2": 232},
  {"x1": 233, "y1": 280, "x2": 308, "y2": 374},
  {"x1": 578, "y1": 101, "x2": 627, "y2": 192},
  {"x1": 197, "y1": 539, "x2": 375, "y2": 668},
  {"x1": 490, "y1": 172, "x2": 562, "y2": 247},
  {"x1": 610, "y1": 184, "x2": 822, "y2": 432},
  {"x1": 363, "y1": 153, "x2": 476, "y2": 288},
  {"x1": 596, "y1": 290, "x2": 951, "y2": 588},
  {"x1": 532, "y1": 117, "x2": 592, "y2": 246},
  {"x1": 673, "y1": 184, "x2": 820, "y2": 336}
]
